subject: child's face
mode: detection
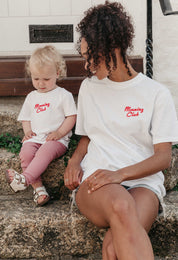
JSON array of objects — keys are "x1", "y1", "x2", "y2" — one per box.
[{"x1": 30, "y1": 63, "x2": 59, "y2": 93}]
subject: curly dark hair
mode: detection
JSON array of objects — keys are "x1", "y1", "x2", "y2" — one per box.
[{"x1": 76, "y1": 1, "x2": 135, "y2": 77}]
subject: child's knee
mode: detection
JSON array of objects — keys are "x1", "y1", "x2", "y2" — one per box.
[{"x1": 20, "y1": 148, "x2": 35, "y2": 165}]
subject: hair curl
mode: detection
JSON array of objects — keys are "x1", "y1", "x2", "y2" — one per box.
[
  {"x1": 76, "y1": 1, "x2": 134, "y2": 77},
  {"x1": 25, "y1": 45, "x2": 66, "y2": 80}
]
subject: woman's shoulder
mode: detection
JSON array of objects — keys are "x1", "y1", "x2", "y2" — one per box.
[
  {"x1": 142, "y1": 74, "x2": 169, "y2": 90},
  {"x1": 139, "y1": 74, "x2": 171, "y2": 98},
  {"x1": 80, "y1": 76, "x2": 101, "y2": 90}
]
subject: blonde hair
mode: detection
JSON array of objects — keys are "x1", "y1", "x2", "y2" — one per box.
[{"x1": 26, "y1": 45, "x2": 66, "y2": 79}]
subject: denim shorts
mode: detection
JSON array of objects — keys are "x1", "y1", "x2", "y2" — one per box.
[{"x1": 70, "y1": 183, "x2": 165, "y2": 217}]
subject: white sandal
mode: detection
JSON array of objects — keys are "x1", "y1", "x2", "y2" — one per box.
[
  {"x1": 5, "y1": 169, "x2": 27, "y2": 192},
  {"x1": 33, "y1": 186, "x2": 50, "y2": 206}
]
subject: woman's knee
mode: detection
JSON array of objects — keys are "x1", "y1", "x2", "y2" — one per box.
[{"x1": 110, "y1": 196, "x2": 136, "y2": 224}]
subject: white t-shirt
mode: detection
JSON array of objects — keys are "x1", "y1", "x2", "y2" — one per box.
[
  {"x1": 76, "y1": 73, "x2": 178, "y2": 197},
  {"x1": 18, "y1": 87, "x2": 77, "y2": 147}
]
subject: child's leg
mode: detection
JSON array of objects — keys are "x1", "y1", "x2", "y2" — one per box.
[
  {"x1": 6, "y1": 141, "x2": 66, "y2": 205},
  {"x1": 20, "y1": 142, "x2": 41, "y2": 172},
  {"x1": 25, "y1": 141, "x2": 66, "y2": 205},
  {"x1": 22, "y1": 141, "x2": 67, "y2": 185},
  {"x1": 7, "y1": 142, "x2": 40, "y2": 185}
]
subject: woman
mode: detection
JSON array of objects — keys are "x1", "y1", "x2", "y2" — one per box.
[{"x1": 64, "y1": 1, "x2": 178, "y2": 259}]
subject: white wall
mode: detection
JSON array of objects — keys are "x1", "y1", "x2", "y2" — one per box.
[
  {"x1": 0, "y1": 0, "x2": 146, "y2": 56},
  {"x1": 0, "y1": 0, "x2": 178, "y2": 114},
  {"x1": 153, "y1": 0, "x2": 178, "y2": 112}
]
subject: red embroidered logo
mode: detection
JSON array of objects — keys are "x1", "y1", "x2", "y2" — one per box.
[
  {"x1": 124, "y1": 106, "x2": 144, "y2": 117},
  {"x1": 34, "y1": 103, "x2": 50, "y2": 113}
]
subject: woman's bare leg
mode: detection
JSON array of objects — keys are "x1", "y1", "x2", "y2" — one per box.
[
  {"x1": 128, "y1": 187, "x2": 159, "y2": 232},
  {"x1": 102, "y1": 229, "x2": 117, "y2": 260},
  {"x1": 76, "y1": 182, "x2": 155, "y2": 260},
  {"x1": 102, "y1": 187, "x2": 159, "y2": 259}
]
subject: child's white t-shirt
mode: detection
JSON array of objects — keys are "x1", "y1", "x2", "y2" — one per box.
[
  {"x1": 18, "y1": 87, "x2": 76, "y2": 147},
  {"x1": 75, "y1": 73, "x2": 178, "y2": 197}
]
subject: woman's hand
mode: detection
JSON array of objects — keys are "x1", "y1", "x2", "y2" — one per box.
[
  {"x1": 86, "y1": 169, "x2": 123, "y2": 194},
  {"x1": 22, "y1": 130, "x2": 36, "y2": 142},
  {"x1": 85, "y1": 142, "x2": 172, "y2": 194},
  {"x1": 64, "y1": 159, "x2": 84, "y2": 190},
  {"x1": 64, "y1": 136, "x2": 90, "y2": 190}
]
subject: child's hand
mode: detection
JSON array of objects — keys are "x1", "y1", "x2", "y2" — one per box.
[
  {"x1": 22, "y1": 130, "x2": 36, "y2": 142},
  {"x1": 46, "y1": 131, "x2": 61, "y2": 141}
]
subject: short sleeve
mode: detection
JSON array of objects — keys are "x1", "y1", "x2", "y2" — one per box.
[
  {"x1": 17, "y1": 93, "x2": 32, "y2": 121},
  {"x1": 62, "y1": 90, "x2": 77, "y2": 116},
  {"x1": 75, "y1": 82, "x2": 87, "y2": 136},
  {"x1": 150, "y1": 88, "x2": 178, "y2": 145}
]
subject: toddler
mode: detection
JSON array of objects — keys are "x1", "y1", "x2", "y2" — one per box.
[{"x1": 6, "y1": 45, "x2": 77, "y2": 206}]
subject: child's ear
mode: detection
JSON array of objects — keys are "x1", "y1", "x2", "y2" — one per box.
[{"x1": 56, "y1": 69, "x2": 60, "y2": 78}]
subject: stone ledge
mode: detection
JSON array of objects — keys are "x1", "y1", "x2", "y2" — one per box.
[
  {"x1": 164, "y1": 148, "x2": 178, "y2": 191},
  {"x1": 0, "y1": 191, "x2": 177, "y2": 259},
  {"x1": 149, "y1": 191, "x2": 178, "y2": 257},
  {"x1": 0, "y1": 148, "x2": 72, "y2": 201},
  {"x1": 0, "y1": 195, "x2": 104, "y2": 259},
  {"x1": 0, "y1": 148, "x2": 177, "y2": 197}
]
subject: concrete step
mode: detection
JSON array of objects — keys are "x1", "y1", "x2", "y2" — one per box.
[
  {"x1": 0, "y1": 191, "x2": 177, "y2": 259},
  {"x1": 0, "y1": 148, "x2": 70, "y2": 199},
  {"x1": 0, "y1": 97, "x2": 24, "y2": 137},
  {"x1": 0, "y1": 147, "x2": 178, "y2": 197},
  {"x1": 149, "y1": 191, "x2": 178, "y2": 259},
  {"x1": 0, "y1": 193, "x2": 104, "y2": 259}
]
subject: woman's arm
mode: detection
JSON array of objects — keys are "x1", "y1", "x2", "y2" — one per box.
[
  {"x1": 64, "y1": 136, "x2": 90, "y2": 190},
  {"x1": 86, "y1": 142, "x2": 172, "y2": 193},
  {"x1": 118, "y1": 142, "x2": 172, "y2": 181},
  {"x1": 46, "y1": 115, "x2": 76, "y2": 141}
]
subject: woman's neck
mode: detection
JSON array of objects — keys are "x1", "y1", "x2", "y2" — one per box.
[{"x1": 108, "y1": 50, "x2": 138, "y2": 82}]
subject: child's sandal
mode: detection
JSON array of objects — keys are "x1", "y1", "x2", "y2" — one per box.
[
  {"x1": 33, "y1": 186, "x2": 50, "y2": 206},
  {"x1": 5, "y1": 169, "x2": 27, "y2": 192}
]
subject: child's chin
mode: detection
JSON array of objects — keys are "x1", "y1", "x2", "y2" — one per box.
[{"x1": 38, "y1": 88, "x2": 47, "y2": 92}]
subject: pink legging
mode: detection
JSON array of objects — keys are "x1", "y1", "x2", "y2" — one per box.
[{"x1": 19, "y1": 141, "x2": 67, "y2": 185}]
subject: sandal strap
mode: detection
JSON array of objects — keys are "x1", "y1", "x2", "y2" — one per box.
[
  {"x1": 33, "y1": 186, "x2": 49, "y2": 203},
  {"x1": 14, "y1": 172, "x2": 26, "y2": 184},
  {"x1": 10, "y1": 172, "x2": 27, "y2": 192}
]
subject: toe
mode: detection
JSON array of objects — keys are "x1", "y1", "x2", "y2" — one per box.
[
  {"x1": 6, "y1": 169, "x2": 16, "y2": 183},
  {"x1": 37, "y1": 195, "x2": 48, "y2": 205}
]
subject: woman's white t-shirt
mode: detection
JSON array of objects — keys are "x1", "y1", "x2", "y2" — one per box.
[{"x1": 75, "y1": 73, "x2": 178, "y2": 197}]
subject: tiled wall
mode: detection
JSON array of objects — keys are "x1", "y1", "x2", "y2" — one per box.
[
  {"x1": 0, "y1": 0, "x2": 108, "y2": 54},
  {"x1": 0, "y1": 0, "x2": 97, "y2": 17},
  {"x1": 0, "y1": 0, "x2": 146, "y2": 56}
]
